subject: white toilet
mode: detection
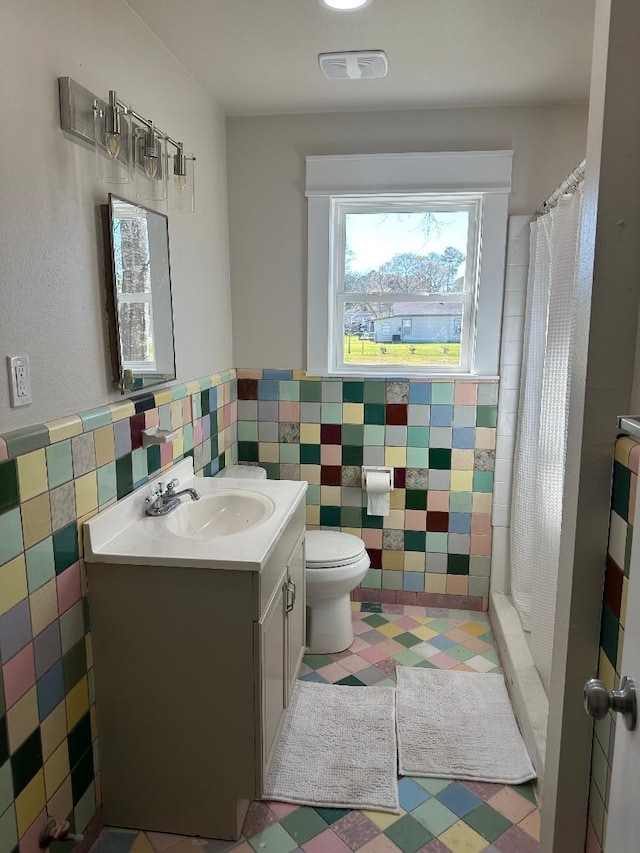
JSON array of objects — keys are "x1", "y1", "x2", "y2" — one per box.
[
  {"x1": 305, "y1": 530, "x2": 370, "y2": 654},
  {"x1": 215, "y1": 465, "x2": 370, "y2": 654}
]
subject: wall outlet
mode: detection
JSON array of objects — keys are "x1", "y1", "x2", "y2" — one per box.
[{"x1": 7, "y1": 355, "x2": 32, "y2": 407}]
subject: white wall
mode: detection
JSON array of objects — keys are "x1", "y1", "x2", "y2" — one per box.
[
  {"x1": 226, "y1": 105, "x2": 588, "y2": 369},
  {"x1": 630, "y1": 305, "x2": 640, "y2": 412},
  {"x1": 0, "y1": 0, "x2": 232, "y2": 432}
]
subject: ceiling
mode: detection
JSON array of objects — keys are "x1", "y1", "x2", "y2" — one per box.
[{"x1": 126, "y1": 0, "x2": 595, "y2": 115}]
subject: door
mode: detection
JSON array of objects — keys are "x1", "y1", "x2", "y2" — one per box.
[
  {"x1": 599, "y1": 474, "x2": 640, "y2": 850},
  {"x1": 285, "y1": 534, "x2": 306, "y2": 704},
  {"x1": 258, "y1": 570, "x2": 287, "y2": 774}
]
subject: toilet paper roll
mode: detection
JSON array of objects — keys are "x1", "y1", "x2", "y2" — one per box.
[{"x1": 366, "y1": 471, "x2": 392, "y2": 517}]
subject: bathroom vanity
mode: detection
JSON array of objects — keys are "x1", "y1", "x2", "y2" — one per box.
[{"x1": 84, "y1": 459, "x2": 307, "y2": 840}]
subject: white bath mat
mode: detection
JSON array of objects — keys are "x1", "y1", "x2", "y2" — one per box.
[
  {"x1": 396, "y1": 667, "x2": 536, "y2": 784},
  {"x1": 264, "y1": 681, "x2": 400, "y2": 813}
]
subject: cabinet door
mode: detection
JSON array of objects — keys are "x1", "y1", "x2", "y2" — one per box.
[
  {"x1": 286, "y1": 535, "x2": 306, "y2": 705},
  {"x1": 259, "y1": 573, "x2": 287, "y2": 775}
]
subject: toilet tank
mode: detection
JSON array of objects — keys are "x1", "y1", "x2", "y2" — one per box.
[{"x1": 215, "y1": 465, "x2": 267, "y2": 480}]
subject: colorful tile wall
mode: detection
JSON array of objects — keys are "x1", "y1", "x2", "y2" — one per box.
[
  {"x1": 586, "y1": 435, "x2": 640, "y2": 852},
  {"x1": 0, "y1": 370, "x2": 238, "y2": 853},
  {"x1": 237, "y1": 369, "x2": 498, "y2": 610}
]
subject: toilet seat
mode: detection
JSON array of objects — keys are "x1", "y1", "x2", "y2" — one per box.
[{"x1": 306, "y1": 530, "x2": 366, "y2": 569}]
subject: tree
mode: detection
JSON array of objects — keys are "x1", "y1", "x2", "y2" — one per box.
[
  {"x1": 116, "y1": 218, "x2": 153, "y2": 364},
  {"x1": 378, "y1": 253, "x2": 431, "y2": 293},
  {"x1": 342, "y1": 245, "x2": 466, "y2": 329},
  {"x1": 344, "y1": 246, "x2": 465, "y2": 296},
  {"x1": 440, "y1": 247, "x2": 466, "y2": 291}
]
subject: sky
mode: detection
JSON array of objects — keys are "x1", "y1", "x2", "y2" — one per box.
[{"x1": 345, "y1": 211, "x2": 469, "y2": 274}]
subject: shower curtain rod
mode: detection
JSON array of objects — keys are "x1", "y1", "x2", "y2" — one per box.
[{"x1": 536, "y1": 159, "x2": 587, "y2": 215}]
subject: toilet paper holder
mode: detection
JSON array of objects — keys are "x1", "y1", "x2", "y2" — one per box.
[
  {"x1": 362, "y1": 466, "x2": 394, "y2": 516},
  {"x1": 362, "y1": 466, "x2": 394, "y2": 490}
]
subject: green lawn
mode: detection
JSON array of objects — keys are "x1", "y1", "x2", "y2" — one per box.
[{"x1": 343, "y1": 337, "x2": 461, "y2": 366}]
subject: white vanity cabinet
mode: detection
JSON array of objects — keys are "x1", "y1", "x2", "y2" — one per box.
[{"x1": 87, "y1": 500, "x2": 306, "y2": 841}]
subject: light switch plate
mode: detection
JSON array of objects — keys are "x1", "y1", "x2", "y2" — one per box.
[{"x1": 7, "y1": 355, "x2": 32, "y2": 406}]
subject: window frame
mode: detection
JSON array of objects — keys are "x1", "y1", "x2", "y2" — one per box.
[
  {"x1": 306, "y1": 151, "x2": 513, "y2": 378},
  {"x1": 331, "y1": 195, "x2": 481, "y2": 377}
]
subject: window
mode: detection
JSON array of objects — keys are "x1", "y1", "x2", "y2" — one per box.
[
  {"x1": 337, "y1": 198, "x2": 478, "y2": 373},
  {"x1": 112, "y1": 211, "x2": 157, "y2": 373},
  {"x1": 306, "y1": 152, "x2": 513, "y2": 377}
]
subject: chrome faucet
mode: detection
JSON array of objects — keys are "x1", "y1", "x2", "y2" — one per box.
[{"x1": 145, "y1": 479, "x2": 201, "y2": 516}]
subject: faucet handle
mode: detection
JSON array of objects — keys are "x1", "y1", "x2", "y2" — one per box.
[
  {"x1": 146, "y1": 482, "x2": 164, "y2": 503},
  {"x1": 166, "y1": 479, "x2": 179, "y2": 494}
]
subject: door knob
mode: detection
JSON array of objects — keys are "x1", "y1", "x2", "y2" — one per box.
[{"x1": 584, "y1": 676, "x2": 637, "y2": 731}]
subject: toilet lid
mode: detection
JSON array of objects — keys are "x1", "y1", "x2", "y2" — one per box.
[{"x1": 306, "y1": 531, "x2": 367, "y2": 568}]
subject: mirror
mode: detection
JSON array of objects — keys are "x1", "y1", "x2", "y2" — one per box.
[{"x1": 102, "y1": 194, "x2": 176, "y2": 393}]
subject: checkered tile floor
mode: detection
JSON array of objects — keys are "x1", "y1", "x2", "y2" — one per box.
[{"x1": 91, "y1": 604, "x2": 540, "y2": 853}]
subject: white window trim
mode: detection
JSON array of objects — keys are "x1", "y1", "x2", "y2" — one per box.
[{"x1": 306, "y1": 151, "x2": 513, "y2": 378}]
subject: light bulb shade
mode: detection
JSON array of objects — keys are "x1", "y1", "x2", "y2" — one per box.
[
  {"x1": 168, "y1": 152, "x2": 195, "y2": 213},
  {"x1": 134, "y1": 127, "x2": 167, "y2": 203},
  {"x1": 94, "y1": 100, "x2": 133, "y2": 184}
]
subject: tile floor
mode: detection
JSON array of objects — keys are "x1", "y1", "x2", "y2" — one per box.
[{"x1": 90, "y1": 603, "x2": 540, "y2": 853}]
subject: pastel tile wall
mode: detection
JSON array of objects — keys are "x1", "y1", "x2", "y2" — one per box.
[
  {"x1": 237, "y1": 369, "x2": 498, "y2": 610},
  {"x1": 0, "y1": 370, "x2": 238, "y2": 853},
  {"x1": 586, "y1": 435, "x2": 640, "y2": 852}
]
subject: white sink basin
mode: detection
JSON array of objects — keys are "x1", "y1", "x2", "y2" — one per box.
[
  {"x1": 165, "y1": 490, "x2": 276, "y2": 539},
  {"x1": 83, "y1": 458, "x2": 307, "y2": 570}
]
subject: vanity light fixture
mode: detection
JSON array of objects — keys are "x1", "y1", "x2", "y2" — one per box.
[
  {"x1": 168, "y1": 143, "x2": 195, "y2": 213},
  {"x1": 173, "y1": 144, "x2": 187, "y2": 194},
  {"x1": 94, "y1": 90, "x2": 133, "y2": 184},
  {"x1": 143, "y1": 122, "x2": 160, "y2": 179},
  {"x1": 59, "y1": 77, "x2": 196, "y2": 212},
  {"x1": 104, "y1": 90, "x2": 123, "y2": 158},
  {"x1": 319, "y1": 0, "x2": 373, "y2": 9},
  {"x1": 134, "y1": 126, "x2": 168, "y2": 203}
]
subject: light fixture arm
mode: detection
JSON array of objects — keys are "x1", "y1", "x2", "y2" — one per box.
[{"x1": 114, "y1": 99, "x2": 195, "y2": 161}]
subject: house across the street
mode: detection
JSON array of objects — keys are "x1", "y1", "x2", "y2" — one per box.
[{"x1": 354, "y1": 302, "x2": 462, "y2": 344}]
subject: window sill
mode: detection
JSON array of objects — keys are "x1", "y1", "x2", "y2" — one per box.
[{"x1": 306, "y1": 369, "x2": 500, "y2": 382}]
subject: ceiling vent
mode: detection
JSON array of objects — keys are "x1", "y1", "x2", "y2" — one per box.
[{"x1": 319, "y1": 50, "x2": 389, "y2": 80}]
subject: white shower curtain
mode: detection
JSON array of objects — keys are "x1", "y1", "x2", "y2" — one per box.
[{"x1": 510, "y1": 187, "x2": 583, "y2": 692}]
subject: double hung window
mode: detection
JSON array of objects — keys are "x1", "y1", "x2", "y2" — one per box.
[
  {"x1": 306, "y1": 151, "x2": 513, "y2": 378},
  {"x1": 334, "y1": 196, "x2": 479, "y2": 374}
]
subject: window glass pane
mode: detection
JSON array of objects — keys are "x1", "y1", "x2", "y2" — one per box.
[
  {"x1": 113, "y1": 217, "x2": 152, "y2": 295},
  {"x1": 344, "y1": 211, "x2": 469, "y2": 295},
  {"x1": 343, "y1": 301, "x2": 463, "y2": 367},
  {"x1": 118, "y1": 301, "x2": 156, "y2": 367}
]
